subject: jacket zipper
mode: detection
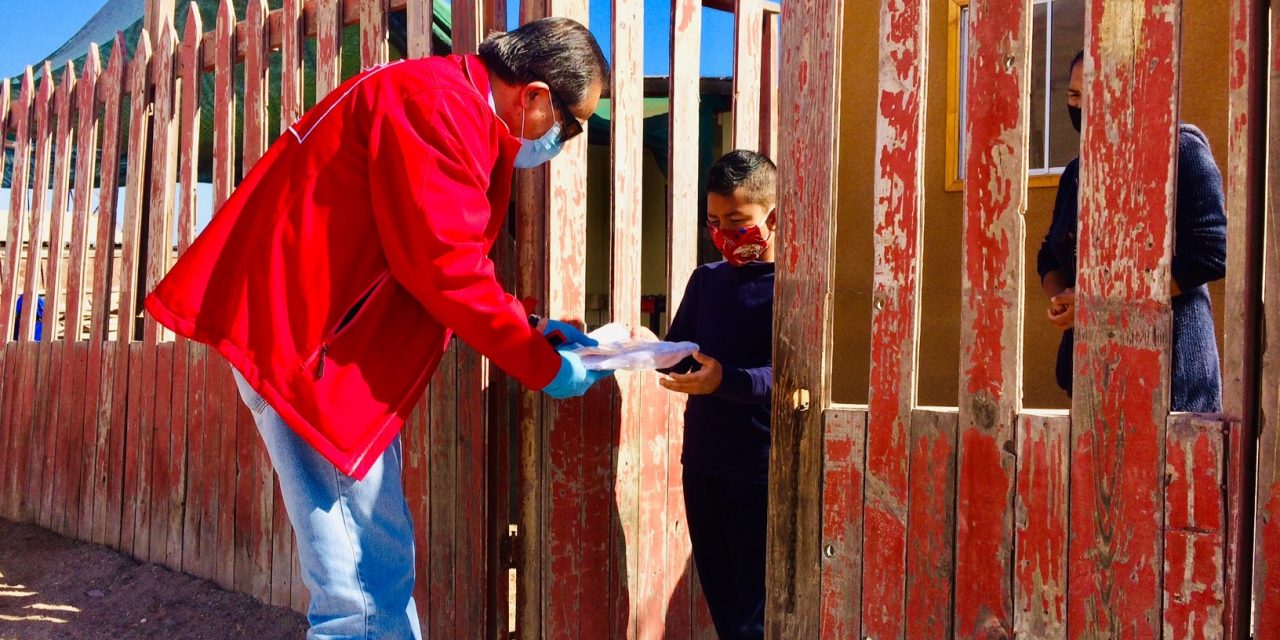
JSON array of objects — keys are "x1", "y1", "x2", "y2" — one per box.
[{"x1": 309, "y1": 272, "x2": 388, "y2": 379}]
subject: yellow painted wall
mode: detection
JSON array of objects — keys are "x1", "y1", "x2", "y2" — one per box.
[{"x1": 831, "y1": 0, "x2": 1230, "y2": 408}]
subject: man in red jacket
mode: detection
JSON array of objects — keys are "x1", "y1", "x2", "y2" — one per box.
[{"x1": 146, "y1": 18, "x2": 610, "y2": 638}]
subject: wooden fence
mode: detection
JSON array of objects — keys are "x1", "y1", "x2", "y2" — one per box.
[
  {"x1": 0, "y1": 0, "x2": 780, "y2": 638},
  {"x1": 3, "y1": 0, "x2": 1279, "y2": 639},
  {"x1": 765, "y1": 0, "x2": 1279, "y2": 639}
]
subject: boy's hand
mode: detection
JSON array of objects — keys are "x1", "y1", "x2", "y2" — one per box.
[{"x1": 659, "y1": 351, "x2": 722, "y2": 395}]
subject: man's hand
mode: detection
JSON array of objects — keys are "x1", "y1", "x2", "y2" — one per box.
[
  {"x1": 1047, "y1": 287, "x2": 1075, "y2": 331},
  {"x1": 659, "y1": 351, "x2": 723, "y2": 395}
]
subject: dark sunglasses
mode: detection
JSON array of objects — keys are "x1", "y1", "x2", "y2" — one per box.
[{"x1": 542, "y1": 85, "x2": 585, "y2": 144}]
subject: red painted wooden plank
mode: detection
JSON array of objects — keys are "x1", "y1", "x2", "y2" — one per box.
[
  {"x1": 119, "y1": 343, "x2": 145, "y2": 553},
  {"x1": 632, "y1": 375, "x2": 668, "y2": 639},
  {"x1": 116, "y1": 36, "x2": 152, "y2": 346},
  {"x1": 1222, "y1": 2, "x2": 1267, "y2": 629},
  {"x1": 819, "y1": 407, "x2": 866, "y2": 638},
  {"x1": 456, "y1": 346, "x2": 489, "y2": 636},
  {"x1": 269, "y1": 477, "x2": 293, "y2": 607},
  {"x1": 314, "y1": 0, "x2": 344, "y2": 98},
  {"x1": 28, "y1": 342, "x2": 53, "y2": 525},
  {"x1": 402, "y1": 390, "x2": 429, "y2": 622},
  {"x1": 290, "y1": 540, "x2": 308, "y2": 614},
  {"x1": 148, "y1": 341, "x2": 177, "y2": 567},
  {"x1": 1253, "y1": 2, "x2": 1280, "y2": 633},
  {"x1": 405, "y1": 0, "x2": 433, "y2": 59},
  {"x1": 243, "y1": 0, "x2": 269, "y2": 170},
  {"x1": 1163, "y1": 415, "x2": 1226, "y2": 638},
  {"x1": 280, "y1": 0, "x2": 304, "y2": 130},
  {"x1": 954, "y1": 1, "x2": 1030, "y2": 636},
  {"x1": 215, "y1": 361, "x2": 239, "y2": 590},
  {"x1": 758, "y1": 12, "x2": 779, "y2": 160},
  {"x1": 1014, "y1": 412, "x2": 1069, "y2": 639},
  {"x1": 0, "y1": 344, "x2": 11, "y2": 519},
  {"x1": 88, "y1": 36, "x2": 125, "y2": 345},
  {"x1": 731, "y1": 0, "x2": 762, "y2": 151},
  {"x1": 451, "y1": 0, "x2": 484, "y2": 56},
  {"x1": 144, "y1": 20, "x2": 179, "y2": 346},
  {"x1": 862, "y1": 1, "x2": 926, "y2": 637},
  {"x1": 176, "y1": 4, "x2": 203, "y2": 259},
  {"x1": 181, "y1": 342, "x2": 211, "y2": 577},
  {"x1": 904, "y1": 409, "x2": 957, "y2": 638},
  {"x1": 234, "y1": 369, "x2": 272, "y2": 601},
  {"x1": 428, "y1": 344, "x2": 458, "y2": 639},
  {"x1": 1068, "y1": 1, "x2": 1182, "y2": 634},
  {"x1": 609, "y1": 0, "x2": 644, "y2": 633},
  {"x1": 20, "y1": 62, "x2": 55, "y2": 344},
  {"x1": 162, "y1": 345, "x2": 189, "y2": 570},
  {"x1": 44, "y1": 61, "x2": 78, "y2": 344},
  {"x1": 41, "y1": 61, "x2": 80, "y2": 535},
  {"x1": 213, "y1": 0, "x2": 237, "y2": 211},
  {"x1": 0, "y1": 69, "x2": 29, "y2": 342},
  {"x1": 360, "y1": 0, "x2": 389, "y2": 68},
  {"x1": 663, "y1": 4, "x2": 701, "y2": 637},
  {"x1": 17, "y1": 342, "x2": 42, "y2": 520},
  {"x1": 3, "y1": 343, "x2": 32, "y2": 520},
  {"x1": 65, "y1": 48, "x2": 101, "y2": 345}
]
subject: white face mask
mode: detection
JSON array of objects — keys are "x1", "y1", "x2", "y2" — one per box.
[{"x1": 513, "y1": 102, "x2": 565, "y2": 169}]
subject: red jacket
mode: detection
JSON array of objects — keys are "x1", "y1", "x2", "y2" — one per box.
[{"x1": 145, "y1": 55, "x2": 561, "y2": 479}]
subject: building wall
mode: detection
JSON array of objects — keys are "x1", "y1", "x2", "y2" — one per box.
[{"x1": 832, "y1": 0, "x2": 1230, "y2": 408}]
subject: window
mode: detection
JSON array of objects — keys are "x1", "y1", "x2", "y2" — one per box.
[{"x1": 946, "y1": 0, "x2": 1085, "y2": 191}]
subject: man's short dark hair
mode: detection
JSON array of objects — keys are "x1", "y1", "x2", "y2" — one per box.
[
  {"x1": 707, "y1": 150, "x2": 777, "y2": 207},
  {"x1": 479, "y1": 17, "x2": 611, "y2": 111}
]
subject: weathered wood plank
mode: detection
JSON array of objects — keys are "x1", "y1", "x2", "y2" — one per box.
[
  {"x1": 243, "y1": 0, "x2": 270, "y2": 170},
  {"x1": 215, "y1": 360, "x2": 239, "y2": 590},
  {"x1": 44, "y1": 61, "x2": 78, "y2": 344},
  {"x1": 1253, "y1": 0, "x2": 1280, "y2": 632},
  {"x1": 16, "y1": 342, "x2": 42, "y2": 520},
  {"x1": 731, "y1": 0, "x2": 762, "y2": 151},
  {"x1": 88, "y1": 36, "x2": 126, "y2": 345},
  {"x1": 66, "y1": 46, "x2": 101, "y2": 345},
  {"x1": 213, "y1": 0, "x2": 237, "y2": 211},
  {"x1": 0, "y1": 344, "x2": 10, "y2": 520},
  {"x1": 119, "y1": 342, "x2": 146, "y2": 554},
  {"x1": 451, "y1": 0, "x2": 484, "y2": 56},
  {"x1": 403, "y1": 391, "x2": 430, "y2": 623},
  {"x1": 148, "y1": 341, "x2": 177, "y2": 568},
  {"x1": 1014, "y1": 412, "x2": 1069, "y2": 640},
  {"x1": 427, "y1": 344, "x2": 458, "y2": 639},
  {"x1": 360, "y1": 0, "x2": 390, "y2": 68},
  {"x1": 1068, "y1": 0, "x2": 1182, "y2": 634},
  {"x1": 405, "y1": 0, "x2": 433, "y2": 59},
  {"x1": 819, "y1": 407, "x2": 867, "y2": 638},
  {"x1": 181, "y1": 342, "x2": 212, "y2": 577},
  {"x1": 860, "y1": 0, "x2": 925, "y2": 637},
  {"x1": 954, "y1": 0, "x2": 1030, "y2": 636},
  {"x1": 177, "y1": 4, "x2": 203, "y2": 258},
  {"x1": 280, "y1": 0, "x2": 304, "y2": 129},
  {"x1": 117, "y1": 37, "x2": 152, "y2": 346},
  {"x1": 20, "y1": 63, "x2": 55, "y2": 344},
  {"x1": 1163, "y1": 415, "x2": 1226, "y2": 639},
  {"x1": 0, "y1": 68, "x2": 32, "y2": 343},
  {"x1": 610, "y1": 0, "x2": 644, "y2": 633},
  {"x1": 144, "y1": 21, "x2": 178, "y2": 346},
  {"x1": 314, "y1": 0, "x2": 344, "y2": 98},
  {"x1": 904, "y1": 409, "x2": 957, "y2": 638},
  {"x1": 758, "y1": 12, "x2": 779, "y2": 160},
  {"x1": 456, "y1": 345, "x2": 489, "y2": 636}
]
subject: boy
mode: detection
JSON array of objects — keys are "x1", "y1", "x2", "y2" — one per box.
[{"x1": 660, "y1": 150, "x2": 776, "y2": 639}]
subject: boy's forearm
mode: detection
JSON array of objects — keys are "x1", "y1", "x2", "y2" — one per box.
[{"x1": 714, "y1": 365, "x2": 773, "y2": 405}]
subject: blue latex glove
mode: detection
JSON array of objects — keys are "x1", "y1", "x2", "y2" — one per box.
[
  {"x1": 542, "y1": 350, "x2": 613, "y2": 399},
  {"x1": 532, "y1": 315, "x2": 598, "y2": 349}
]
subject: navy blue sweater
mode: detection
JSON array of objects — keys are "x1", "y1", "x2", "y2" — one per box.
[
  {"x1": 1037, "y1": 124, "x2": 1226, "y2": 412},
  {"x1": 664, "y1": 261, "x2": 774, "y2": 484}
]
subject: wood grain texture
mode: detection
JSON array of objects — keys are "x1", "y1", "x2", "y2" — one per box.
[
  {"x1": 904, "y1": 408, "x2": 957, "y2": 639},
  {"x1": 731, "y1": 0, "x2": 762, "y2": 151},
  {"x1": 1163, "y1": 415, "x2": 1226, "y2": 639},
  {"x1": 406, "y1": 0, "x2": 432, "y2": 58},
  {"x1": 44, "y1": 61, "x2": 77, "y2": 344},
  {"x1": 20, "y1": 62, "x2": 55, "y2": 344},
  {"x1": 213, "y1": 0, "x2": 237, "y2": 211},
  {"x1": 143, "y1": 21, "x2": 178, "y2": 346},
  {"x1": 451, "y1": 0, "x2": 484, "y2": 56},
  {"x1": 1067, "y1": 1, "x2": 1181, "y2": 635},
  {"x1": 177, "y1": 4, "x2": 203, "y2": 258},
  {"x1": 819, "y1": 407, "x2": 866, "y2": 638},
  {"x1": 0, "y1": 69, "x2": 30, "y2": 342},
  {"x1": 1014, "y1": 412, "x2": 1069, "y2": 640},
  {"x1": 360, "y1": 0, "x2": 389, "y2": 68},
  {"x1": 88, "y1": 36, "x2": 126, "y2": 345},
  {"x1": 66, "y1": 47, "x2": 101, "y2": 344},
  {"x1": 861, "y1": 1, "x2": 925, "y2": 637},
  {"x1": 758, "y1": 12, "x2": 779, "y2": 160},
  {"x1": 315, "y1": 0, "x2": 344, "y2": 97},
  {"x1": 280, "y1": 0, "x2": 305, "y2": 129},
  {"x1": 954, "y1": 0, "x2": 1030, "y2": 636},
  {"x1": 116, "y1": 36, "x2": 152, "y2": 346}
]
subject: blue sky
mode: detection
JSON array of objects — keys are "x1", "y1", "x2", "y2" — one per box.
[{"x1": 0, "y1": 0, "x2": 738, "y2": 79}]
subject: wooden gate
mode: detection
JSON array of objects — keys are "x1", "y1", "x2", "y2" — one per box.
[
  {"x1": 765, "y1": 0, "x2": 1279, "y2": 638},
  {"x1": 0, "y1": 0, "x2": 779, "y2": 638}
]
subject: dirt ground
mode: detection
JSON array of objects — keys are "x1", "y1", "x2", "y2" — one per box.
[{"x1": 0, "y1": 519, "x2": 307, "y2": 640}]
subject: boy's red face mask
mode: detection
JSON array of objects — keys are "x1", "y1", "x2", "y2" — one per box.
[{"x1": 710, "y1": 224, "x2": 771, "y2": 266}]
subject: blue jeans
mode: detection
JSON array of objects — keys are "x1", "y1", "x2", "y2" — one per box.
[{"x1": 233, "y1": 368, "x2": 423, "y2": 640}]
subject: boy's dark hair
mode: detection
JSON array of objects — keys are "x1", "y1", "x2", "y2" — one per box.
[
  {"x1": 707, "y1": 150, "x2": 777, "y2": 207},
  {"x1": 479, "y1": 18, "x2": 611, "y2": 110},
  {"x1": 1069, "y1": 50, "x2": 1085, "y2": 74}
]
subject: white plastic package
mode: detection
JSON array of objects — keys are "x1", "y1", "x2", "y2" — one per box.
[{"x1": 569, "y1": 322, "x2": 699, "y2": 371}]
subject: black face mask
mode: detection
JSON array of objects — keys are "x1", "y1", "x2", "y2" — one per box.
[{"x1": 1068, "y1": 105, "x2": 1082, "y2": 133}]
